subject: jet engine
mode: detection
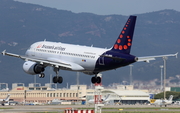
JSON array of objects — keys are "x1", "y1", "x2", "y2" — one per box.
[{"x1": 23, "y1": 61, "x2": 45, "y2": 75}]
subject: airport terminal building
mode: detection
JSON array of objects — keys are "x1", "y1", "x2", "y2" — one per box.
[
  {"x1": 101, "y1": 90, "x2": 149, "y2": 104},
  {"x1": 0, "y1": 83, "x2": 150, "y2": 105}
]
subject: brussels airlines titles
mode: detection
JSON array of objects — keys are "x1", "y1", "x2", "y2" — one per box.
[{"x1": 38, "y1": 44, "x2": 66, "y2": 51}]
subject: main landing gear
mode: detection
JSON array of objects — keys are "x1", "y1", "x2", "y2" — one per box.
[
  {"x1": 52, "y1": 67, "x2": 63, "y2": 84},
  {"x1": 91, "y1": 74, "x2": 101, "y2": 84},
  {"x1": 38, "y1": 67, "x2": 63, "y2": 84}
]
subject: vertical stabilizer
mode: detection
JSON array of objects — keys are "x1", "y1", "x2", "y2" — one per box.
[
  {"x1": 103, "y1": 94, "x2": 111, "y2": 101},
  {"x1": 168, "y1": 95, "x2": 173, "y2": 101},
  {"x1": 111, "y1": 16, "x2": 136, "y2": 54},
  {"x1": 4, "y1": 94, "x2": 10, "y2": 101}
]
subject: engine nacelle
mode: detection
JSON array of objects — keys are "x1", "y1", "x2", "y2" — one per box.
[{"x1": 23, "y1": 61, "x2": 45, "y2": 75}]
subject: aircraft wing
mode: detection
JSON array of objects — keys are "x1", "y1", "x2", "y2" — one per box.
[
  {"x1": 2, "y1": 50, "x2": 84, "y2": 71},
  {"x1": 137, "y1": 52, "x2": 178, "y2": 63}
]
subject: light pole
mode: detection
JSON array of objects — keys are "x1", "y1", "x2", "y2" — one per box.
[
  {"x1": 34, "y1": 75, "x2": 36, "y2": 87},
  {"x1": 160, "y1": 65, "x2": 163, "y2": 91},
  {"x1": 50, "y1": 74, "x2": 52, "y2": 88},
  {"x1": 77, "y1": 72, "x2": 80, "y2": 85},
  {"x1": 163, "y1": 57, "x2": 167, "y2": 100},
  {"x1": 129, "y1": 65, "x2": 133, "y2": 85}
]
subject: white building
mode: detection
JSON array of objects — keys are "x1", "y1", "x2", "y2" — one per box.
[
  {"x1": 0, "y1": 84, "x2": 150, "y2": 105},
  {"x1": 101, "y1": 89, "x2": 150, "y2": 104}
]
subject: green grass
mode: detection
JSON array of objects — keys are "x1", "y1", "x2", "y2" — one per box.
[
  {"x1": 29, "y1": 111, "x2": 60, "y2": 113},
  {"x1": 0, "y1": 107, "x2": 13, "y2": 109}
]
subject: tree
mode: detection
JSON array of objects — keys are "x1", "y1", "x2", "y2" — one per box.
[{"x1": 154, "y1": 91, "x2": 180, "y2": 100}]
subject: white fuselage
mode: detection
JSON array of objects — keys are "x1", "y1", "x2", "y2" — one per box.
[
  {"x1": 0, "y1": 94, "x2": 10, "y2": 105},
  {"x1": 153, "y1": 99, "x2": 172, "y2": 106},
  {"x1": 25, "y1": 41, "x2": 108, "y2": 73}
]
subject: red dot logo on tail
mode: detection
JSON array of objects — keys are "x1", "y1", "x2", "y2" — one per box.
[
  {"x1": 124, "y1": 45, "x2": 128, "y2": 49},
  {"x1": 114, "y1": 44, "x2": 119, "y2": 49},
  {"x1": 119, "y1": 35, "x2": 123, "y2": 38},
  {"x1": 119, "y1": 45, "x2": 123, "y2": 50},
  {"x1": 111, "y1": 16, "x2": 137, "y2": 54},
  {"x1": 117, "y1": 39, "x2": 121, "y2": 43},
  {"x1": 128, "y1": 43, "x2": 131, "y2": 46}
]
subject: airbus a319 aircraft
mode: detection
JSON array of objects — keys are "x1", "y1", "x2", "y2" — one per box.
[
  {"x1": 88, "y1": 94, "x2": 112, "y2": 104},
  {"x1": 153, "y1": 95, "x2": 173, "y2": 107},
  {"x1": 0, "y1": 94, "x2": 10, "y2": 106},
  {"x1": 2, "y1": 16, "x2": 178, "y2": 84}
]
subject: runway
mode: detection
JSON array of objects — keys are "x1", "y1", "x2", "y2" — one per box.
[{"x1": 0, "y1": 104, "x2": 180, "y2": 113}]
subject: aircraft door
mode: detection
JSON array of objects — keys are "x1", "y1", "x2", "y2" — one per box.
[{"x1": 99, "y1": 56, "x2": 104, "y2": 65}]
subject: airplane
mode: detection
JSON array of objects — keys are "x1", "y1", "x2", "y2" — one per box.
[
  {"x1": 1, "y1": 16, "x2": 178, "y2": 84},
  {"x1": 0, "y1": 94, "x2": 10, "y2": 106},
  {"x1": 88, "y1": 94, "x2": 112, "y2": 104},
  {"x1": 153, "y1": 95, "x2": 173, "y2": 107}
]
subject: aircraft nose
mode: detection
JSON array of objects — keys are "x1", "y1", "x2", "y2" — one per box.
[{"x1": 25, "y1": 50, "x2": 30, "y2": 56}]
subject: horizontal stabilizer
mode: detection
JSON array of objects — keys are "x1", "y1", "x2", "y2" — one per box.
[{"x1": 138, "y1": 52, "x2": 178, "y2": 63}]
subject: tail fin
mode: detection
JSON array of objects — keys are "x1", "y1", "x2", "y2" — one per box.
[
  {"x1": 4, "y1": 94, "x2": 10, "y2": 101},
  {"x1": 111, "y1": 16, "x2": 136, "y2": 54},
  {"x1": 168, "y1": 95, "x2": 173, "y2": 101},
  {"x1": 103, "y1": 94, "x2": 111, "y2": 102}
]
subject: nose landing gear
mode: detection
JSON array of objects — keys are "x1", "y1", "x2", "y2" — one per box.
[{"x1": 39, "y1": 73, "x2": 45, "y2": 78}]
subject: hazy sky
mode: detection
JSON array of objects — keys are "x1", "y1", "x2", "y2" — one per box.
[{"x1": 14, "y1": 0, "x2": 180, "y2": 15}]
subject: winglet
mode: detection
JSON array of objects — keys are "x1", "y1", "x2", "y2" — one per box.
[
  {"x1": 175, "y1": 52, "x2": 178, "y2": 58},
  {"x1": 2, "y1": 50, "x2": 6, "y2": 56}
]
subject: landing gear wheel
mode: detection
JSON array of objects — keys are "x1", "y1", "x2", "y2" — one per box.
[
  {"x1": 96, "y1": 77, "x2": 101, "y2": 83},
  {"x1": 91, "y1": 76, "x2": 101, "y2": 84},
  {"x1": 53, "y1": 76, "x2": 63, "y2": 84},
  {"x1": 39, "y1": 73, "x2": 45, "y2": 78},
  {"x1": 52, "y1": 67, "x2": 63, "y2": 84},
  {"x1": 53, "y1": 76, "x2": 58, "y2": 83},
  {"x1": 57, "y1": 76, "x2": 63, "y2": 84},
  {"x1": 91, "y1": 77, "x2": 96, "y2": 84}
]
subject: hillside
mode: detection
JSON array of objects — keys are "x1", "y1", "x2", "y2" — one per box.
[{"x1": 0, "y1": 0, "x2": 180, "y2": 87}]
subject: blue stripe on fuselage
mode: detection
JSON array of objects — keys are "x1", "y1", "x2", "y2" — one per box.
[{"x1": 93, "y1": 50, "x2": 137, "y2": 73}]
